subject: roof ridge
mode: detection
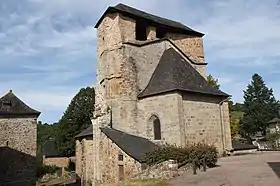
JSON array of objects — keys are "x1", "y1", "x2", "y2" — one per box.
[
  {"x1": 0, "y1": 91, "x2": 41, "y2": 117},
  {"x1": 94, "y1": 3, "x2": 204, "y2": 37},
  {"x1": 138, "y1": 48, "x2": 229, "y2": 99}
]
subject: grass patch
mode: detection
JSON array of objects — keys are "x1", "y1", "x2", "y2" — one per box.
[{"x1": 105, "y1": 179, "x2": 169, "y2": 186}]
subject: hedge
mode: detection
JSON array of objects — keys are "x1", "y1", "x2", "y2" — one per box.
[
  {"x1": 36, "y1": 164, "x2": 60, "y2": 178},
  {"x1": 144, "y1": 142, "x2": 218, "y2": 168}
]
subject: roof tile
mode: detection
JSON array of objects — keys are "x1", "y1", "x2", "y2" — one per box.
[{"x1": 138, "y1": 48, "x2": 229, "y2": 98}]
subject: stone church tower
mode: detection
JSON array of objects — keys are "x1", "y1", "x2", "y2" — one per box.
[
  {"x1": 0, "y1": 90, "x2": 41, "y2": 186},
  {"x1": 88, "y1": 3, "x2": 232, "y2": 185}
]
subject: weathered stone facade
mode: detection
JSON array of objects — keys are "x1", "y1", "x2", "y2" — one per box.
[
  {"x1": 94, "y1": 11, "x2": 232, "y2": 150},
  {"x1": 98, "y1": 132, "x2": 142, "y2": 184},
  {"x1": 76, "y1": 136, "x2": 94, "y2": 185},
  {"x1": 0, "y1": 91, "x2": 40, "y2": 186},
  {"x1": 77, "y1": 3, "x2": 233, "y2": 186},
  {"x1": 43, "y1": 156, "x2": 74, "y2": 168}
]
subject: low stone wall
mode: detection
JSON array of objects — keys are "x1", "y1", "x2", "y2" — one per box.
[
  {"x1": 131, "y1": 160, "x2": 193, "y2": 180},
  {"x1": 43, "y1": 156, "x2": 75, "y2": 168}
]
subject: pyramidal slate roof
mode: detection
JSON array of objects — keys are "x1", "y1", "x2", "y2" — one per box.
[
  {"x1": 75, "y1": 125, "x2": 93, "y2": 138},
  {"x1": 100, "y1": 127, "x2": 158, "y2": 163},
  {"x1": 95, "y1": 3, "x2": 203, "y2": 37},
  {"x1": 0, "y1": 90, "x2": 40, "y2": 117},
  {"x1": 138, "y1": 48, "x2": 230, "y2": 98}
]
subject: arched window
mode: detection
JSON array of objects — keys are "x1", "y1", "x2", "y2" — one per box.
[{"x1": 149, "y1": 115, "x2": 161, "y2": 140}]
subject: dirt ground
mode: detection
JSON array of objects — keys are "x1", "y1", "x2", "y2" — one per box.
[{"x1": 168, "y1": 152, "x2": 280, "y2": 186}]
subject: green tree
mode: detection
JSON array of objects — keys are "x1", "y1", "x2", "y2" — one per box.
[
  {"x1": 241, "y1": 73, "x2": 279, "y2": 136},
  {"x1": 37, "y1": 121, "x2": 58, "y2": 163},
  {"x1": 206, "y1": 74, "x2": 220, "y2": 89},
  {"x1": 55, "y1": 87, "x2": 95, "y2": 156}
]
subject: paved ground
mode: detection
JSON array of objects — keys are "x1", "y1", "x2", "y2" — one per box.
[{"x1": 168, "y1": 152, "x2": 280, "y2": 186}]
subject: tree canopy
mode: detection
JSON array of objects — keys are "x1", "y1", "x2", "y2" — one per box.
[
  {"x1": 241, "y1": 73, "x2": 279, "y2": 136},
  {"x1": 55, "y1": 87, "x2": 95, "y2": 156},
  {"x1": 206, "y1": 74, "x2": 220, "y2": 89}
]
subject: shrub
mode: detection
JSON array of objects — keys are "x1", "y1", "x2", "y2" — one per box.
[
  {"x1": 36, "y1": 164, "x2": 60, "y2": 178},
  {"x1": 144, "y1": 142, "x2": 218, "y2": 168},
  {"x1": 65, "y1": 159, "x2": 75, "y2": 172}
]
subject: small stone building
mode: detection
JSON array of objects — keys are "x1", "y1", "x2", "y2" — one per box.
[
  {"x1": 77, "y1": 3, "x2": 233, "y2": 185},
  {"x1": 42, "y1": 138, "x2": 73, "y2": 168},
  {"x1": 0, "y1": 90, "x2": 41, "y2": 186},
  {"x1": 76, "y1": 125, "x2": 157, "y2": 185}
]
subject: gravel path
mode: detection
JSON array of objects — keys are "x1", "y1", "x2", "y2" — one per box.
[{"x1": 168, "y1": 152, "x2": 280, "y2": 186}]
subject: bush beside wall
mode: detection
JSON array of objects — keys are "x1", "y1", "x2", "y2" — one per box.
[{"x1": 144, "y1": 142, "x2": 218, "y2": 168}]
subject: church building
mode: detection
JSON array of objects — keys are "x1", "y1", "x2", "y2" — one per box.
[{"x1": 76, "y1": 3, "x2": 232, "y2": 185}]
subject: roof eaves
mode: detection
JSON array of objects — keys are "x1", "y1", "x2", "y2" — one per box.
[
  {"x1": 100, "y1": 127, "x2": 149, "y2": 163},
  {"x1": 138, "y1": 88, "x2": 230, "y2": 100},
  {"x1": 94, "y1": 5, "x2": 204, "y2": 37}
]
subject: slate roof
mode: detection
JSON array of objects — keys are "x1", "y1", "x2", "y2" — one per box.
[
  {"x1": 94, "y1": 3, "x2": 203, "y2": 37},
  {"x1": 267, "y1": 118, "x2": 280, "y2": 124},
  {"x1": 0, "y1": 90, "x2": 41, "y2": 117},
  {"x1": 75, "y1": 125, "x2": 93, "y2": 138},
  {"x1": 42, "y1": 138, "x2": 63, "y2": 158},
  {"x1": 100, "y1": 127, "x2": 158, "y2": 163},
  {"x1": 138, "y1": 48, "x2": 230, "y2": 99}
]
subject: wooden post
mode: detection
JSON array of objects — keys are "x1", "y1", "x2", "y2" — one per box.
[
  {"x1": 203, "y1": 158, "x2": 206, "y2": 172},
  {"x1": 192, "y1": 159, "x2": 197, "y2": 175}
]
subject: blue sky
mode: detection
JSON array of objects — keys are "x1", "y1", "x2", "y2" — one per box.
[{"x1": 1, "y1": 0, "x2": 280, "y2": 123}]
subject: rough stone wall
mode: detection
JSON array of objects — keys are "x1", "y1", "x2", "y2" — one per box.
[
  {"x1": 124, "y1": 39, "x2": 205, "y2": 92},
  {"x1": 75, "y1": 138, "x2": 93, "y2": 186},
  {"x1": 166, "y1": 33, "x2": 206, "y2": 78},
  {"x1": 99, "y1": 132, "x2": 142, "y2": 184},
  {"x1": 181, "y1": 93, "x2": 232, "y2": 154},
  {"x1": 75, "y1": 140, "x2": 82, "y2": 181},
  {"x1": 96, "y1": 13, "x2": 146, "y2": 137},
  {"x1": 43, "y1": 156, "x2": 70, "y2": 168},
  {"x1": 0, "y1": 117, "x2": 37, "y2": 186},
  {"x1": 137, "y1": 92, "x2": 183, "y2": 146},
  {"x1": 221, "y1": 102, "x2": 233, "y2": 151}
]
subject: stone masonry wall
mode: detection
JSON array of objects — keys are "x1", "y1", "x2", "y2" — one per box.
[
  {"x1": 76, "y1": 140, "x2": 82, "y2": 181},
  {"x1": 99, "y1": 132, "x2": 142, "y2": 184},
  {"x1": 96, "y1": 13, "x2": 139, "y2": 135},
  {"x1": 137, "y1": 92, "x2": 183, "y2": 146},
  {"x1": 0, "y1": 117, "x2": 37, "y2": 186},
  {"x1": 75, "y1": 139, "x2": 93, "y2": 186},
  {"x1": 181, "y1": 94, "x2": 232, "y2": 154},
  {"x1": 96, "y1": 13, "x2": 209, "y2": 137},
  {"x1": 124, "y1": 39, "x2": 206, "y2": 92},
  {"x1": 221, "y1": 102, "x2": 233, "y2": 151},
  {"x1": 166, "y1": 33, "x2": 206, "y2": 78},
  {"x1": 43, "y1": 156, "x2": 70, "y2": 168}
]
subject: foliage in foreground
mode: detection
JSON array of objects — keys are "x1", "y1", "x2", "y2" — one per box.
[
  {"x1": 144, "y1": 142, "x2": 218, "y2": 168},
  {"x1": 36, "y1": 164, "x2": 60, "y2": 178}
]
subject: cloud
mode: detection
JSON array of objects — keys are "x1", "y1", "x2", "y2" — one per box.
[{"x1": 1, "y1": 0, "x2": 280, "y2": 123}]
